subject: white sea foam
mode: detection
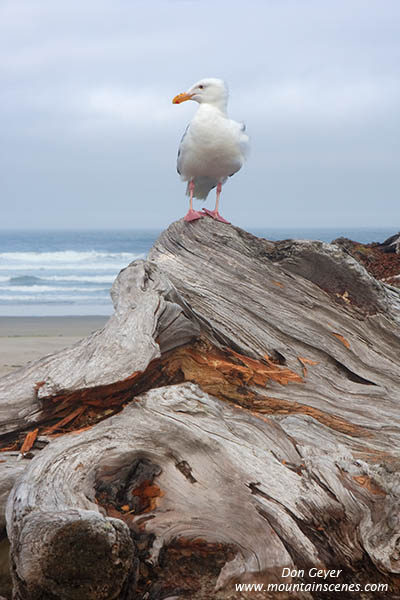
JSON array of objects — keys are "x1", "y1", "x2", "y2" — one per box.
[
  {"x1": 0, "y1": 264, "x2": 136, "y2": 271},
  {"x1": 0, "y1": 294, "x2": 110, "y2": 303},
  {"x1": 0, "y1": 275, "x2": 114, "y2": 283},
  {"x1": 0, "y1": 245, "x2": 145, "y2": 313},
  {"x1": 0, "y1": 251, "x2": 144, "y2": 272},
  {"x1": 0, "y1": 286, "x2": 109, "y2": 293},
  {"x1": 0, "y1": 250, "x2": 142, "y2": 264},
  {"x1": 45, "y1": 275, "x2": 115, "y2": 283}
]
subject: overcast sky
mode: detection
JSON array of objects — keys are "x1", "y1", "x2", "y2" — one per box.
[{"x1": 1, "y1": 0, "x2": 399, "y2": 229}]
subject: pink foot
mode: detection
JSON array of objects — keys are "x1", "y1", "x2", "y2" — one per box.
[
  {"x1": 202, "y1": 208, "x2": 230, "y2": 224},
  {"x1": 184, "y1": 208, "x2": 203, "y2": 222}
]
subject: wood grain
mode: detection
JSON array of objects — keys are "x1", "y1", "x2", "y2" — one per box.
[{"x1": 1, "y1": 218, "x2": 399, "y2": 599}]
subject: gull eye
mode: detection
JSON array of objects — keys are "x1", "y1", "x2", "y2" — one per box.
[{"x1": 198, "y1": 84, "x2": 204, "y2": 89}]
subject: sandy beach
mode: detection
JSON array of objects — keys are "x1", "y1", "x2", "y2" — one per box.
[{"x1": 0, "y1": 316, "x2": 108, "y2": 377}]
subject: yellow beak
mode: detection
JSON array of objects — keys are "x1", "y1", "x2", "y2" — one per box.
[{"x1": 172, "y1": 92, "x2": 194, "y2": 104}]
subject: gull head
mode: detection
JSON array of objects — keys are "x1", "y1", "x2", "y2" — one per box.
[{"x1": 173, "y1": 78, "x2": 228, "y2": 109}]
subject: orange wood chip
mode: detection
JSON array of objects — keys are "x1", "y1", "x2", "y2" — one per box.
[
  {"x1": 34, "y1": 381, "x2": 46, "y2": 392},
  {"x1": 0, "y1": 443, "x2": 19, "y2": 452},
  {"x1": 142, "y1": 484, "x2": 164, "y2": 498},
  {"x1": 20, "y1": 428, "x2": 39, "y2": 454},
  {"x1": 44, "y1": 405, "x2": 86, "y2": 434},
  {"x1": 228, "y1": 349, "x2": 303, "y2": 386},
  {"x1": 353, "y1": 475, "x2": 386, "y2": 496},
  {"x1": 298, "y1": 357, "x2": 319, "y2": 366},
  {"x1": 132, "y1": 483, "x2": 163, "y2": 499},
  {"x1": 105, "y1": 505, "x2": 123, "y2": 519},
  {"x1": 123, "y1": 370, "x2": 142, "y2": 381},
  {"x1": 332, "y1": 332, "x2": 350, "y2": 348},
  {"x1": 298, "y1": 356, "x2": 320, "y2": 377},
  {"x1": 69, "y1": 425, "x2": 94, "y2": 435}
]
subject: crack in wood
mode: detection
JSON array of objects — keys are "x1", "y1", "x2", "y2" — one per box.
[
  {"x1": 175, "y1": 460, "x2": 197, "y2": 484},
  {"x1": 0, "y1": 339, "x2": 307, "y2": 454}
]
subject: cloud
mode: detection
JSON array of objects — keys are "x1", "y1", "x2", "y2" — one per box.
[
  {"x1": 0, "y1": 0, "x2": 399, "y2": 228},
  {"x1": 85, "y1": 87, "x2": 181, "y2": 126},
  {"x1": 232, "y1": 78, "x2": 400, "y2": 136}
]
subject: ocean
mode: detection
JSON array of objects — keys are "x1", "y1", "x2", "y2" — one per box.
[{"x1": 0, "y1": 227, "x2": 395, "y2": 317}]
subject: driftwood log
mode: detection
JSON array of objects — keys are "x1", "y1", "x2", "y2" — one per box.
[
  {"x1": 378, "y1": 232, "x2": 400, "y2": 254},
  {"x1": 1, "y1": 218, "x2": 400, "y2": 599}
]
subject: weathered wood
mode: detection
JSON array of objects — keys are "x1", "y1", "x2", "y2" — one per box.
[
  {"x1": 149, "y1": 221, "x2": 400, "y2": 452},
  {"x1": 378, "y1": 232, "x2": 400, "y2": 254},
  {"x1": 6, "y1": 382, "x2": 399, "y2": 597},
  {"x1": 2, "y1": 218, "x2": 400, "y2": 598},
  {"x1": 0, "y1": 261, "x2": 199, "y2": 437},
  {"x1": 0, "y1": 456, "x2": 28, "y2": 599},
  {"x1": 0, "y1": 455, "x2": 27, "y2": 531},
  {"x1": 332, "y1": 234, "x2": 400, "y2": 289}
]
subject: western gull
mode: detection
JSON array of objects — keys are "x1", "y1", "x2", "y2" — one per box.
[{"x1": 172, "y1": 78, "x2": 249, "y2": 223}]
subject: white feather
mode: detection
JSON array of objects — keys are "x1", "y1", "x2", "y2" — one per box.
[{"x1": 176, "y1": 78, "x2": 249, "y2": 200}]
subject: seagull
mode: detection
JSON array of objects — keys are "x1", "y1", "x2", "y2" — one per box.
[{"x1": 172, "y1": 78, "x2": 249, "y2": 223}]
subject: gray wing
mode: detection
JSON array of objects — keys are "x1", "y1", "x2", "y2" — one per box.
[
  {"x1": 177, "y1": 124, "x2": 190, "y2": 175},
  {"x1": 229, "y1": 121, "x2": 248, "y2": 177}
]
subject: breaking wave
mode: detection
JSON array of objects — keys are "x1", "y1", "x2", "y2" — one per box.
[{"x1": 0, "y1": 249, "x2": 144, "y2": 313}]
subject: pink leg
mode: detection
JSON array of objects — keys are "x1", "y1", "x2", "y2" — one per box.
[
  {"x1": 184, "y1": 180, "x2": 203, "y2": 222},
  {"x1": 202, "y1": 182, "x2": 230, "y2": 223}
]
